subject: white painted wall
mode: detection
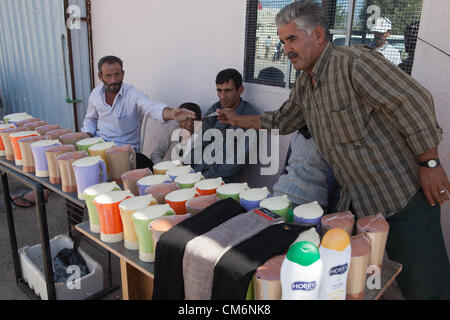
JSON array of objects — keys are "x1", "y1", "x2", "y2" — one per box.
[
  {"x1": 90, "y1": 0, "x2": 292, "y2": 189},
  {"x1": 413, "y1": 0, "x2": 450, "y2": 257}
]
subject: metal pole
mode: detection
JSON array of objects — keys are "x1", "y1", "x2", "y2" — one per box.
[
  {"x1": 63, "y1": 0, "x2": 80, "y2": 132},
  {"x1": 345, "y1": 0, "x2": 356, "y2": 46},
  {"x1": 85, "y1": 0, "x2": 95, "y2": 91},
  {"x1": 1, "y1": 172, "x2": 22, "y2": 283},
  {"x1": 34, "y1": 184, "x2": 56, "y2": 300}
]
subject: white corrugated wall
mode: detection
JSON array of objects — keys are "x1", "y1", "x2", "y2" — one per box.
[{"x1": 0, "y1": 0, "x2": 76, "y2": 130}]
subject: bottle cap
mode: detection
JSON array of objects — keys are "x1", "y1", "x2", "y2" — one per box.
[
  {"x1": 321, "y1": 228, "x2": 350, "y2": 252},
  {"x1": 286, "y1": 241, "x2": 320, "y2": 267}
]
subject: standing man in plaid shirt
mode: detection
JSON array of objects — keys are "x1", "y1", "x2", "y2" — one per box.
[{"x1": 218, "y1": 1, "x2": 450, "y2": 299}]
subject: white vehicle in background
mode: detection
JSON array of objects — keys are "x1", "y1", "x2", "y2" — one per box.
[{"x1": 332, "y1": 34, "x2": 406, "y2": 60}]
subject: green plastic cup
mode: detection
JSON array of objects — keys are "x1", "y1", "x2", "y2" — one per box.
[
  {"x1": 75, "y1": 137, "x2": 105, "y2": 152},
  {"x1": 83, "y1": 182, "x2": 121, "y2": 233},
  {"x1": 132, "y1": 204, "x2": 175, "y2": 262}
]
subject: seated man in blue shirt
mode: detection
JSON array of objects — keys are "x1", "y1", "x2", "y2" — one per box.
[
  {"x1": 81, "y1": 55, "x2": 196, "y2": 168},
  {"x1": 185, "y1": 69, "x2": 259, "y2": 182}
]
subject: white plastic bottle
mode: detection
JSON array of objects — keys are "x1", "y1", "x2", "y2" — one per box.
[
  {"x1": 319, "y1": 228, "x2": 352, "y2": 300},
  {"x1": 280, "y1": 241, "x2": 322, "y2": 300}
]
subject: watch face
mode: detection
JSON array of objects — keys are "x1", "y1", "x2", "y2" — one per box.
[{"x1": 429, "y1": 160, "x2": 438, "y2": 168}]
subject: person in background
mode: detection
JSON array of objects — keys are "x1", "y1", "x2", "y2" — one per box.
[
  {"x1": 150, "y1": 102, "x2": 202, "y2": 164},
  {"x1": 273, "y1": 127, "x2": 330, "y2": 209},
  {"x1": 265, "y1": 36, "x2": 272, "y2": 59},
  {"x1": 218, "y1": 1, "x2": 450, "y2": 299},
  {"x1": 186, "y1": 68, "x2": 259, "y2": 183},
  {"x1": 370, "y1": 17, "x2": 402, "y2": 65}
]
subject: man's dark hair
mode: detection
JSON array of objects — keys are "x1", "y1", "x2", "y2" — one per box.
[
  {"x1": 216, "y1": 69, "x2": 243, "y2": 90},
  {"x1": 98, "y1": 56, "x2": 123, "y2": 73},
  {"x1": 179, "y1": 102, "x2": 202, "y2": 120}
]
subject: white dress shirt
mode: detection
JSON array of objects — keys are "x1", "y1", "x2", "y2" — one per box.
[{"x1": 81, "y1": 82, "x2": 167, "y2": 152}]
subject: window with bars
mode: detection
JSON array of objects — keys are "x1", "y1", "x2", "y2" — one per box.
[{"x1": 244, "y1": 0, "x2": 423, "y2": 88}]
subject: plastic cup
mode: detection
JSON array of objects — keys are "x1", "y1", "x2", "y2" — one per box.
[
  {"x1": 44, "y1": 145, "x2": 77, "y2": 184},
  {"x1": 9, "y1": 131, "x2": 39, "y2": 165},
  {"x1": 321, "y1": 211, "x2": 355, "y2": 237},
  {"x1": 132, "y1": 204, "x2": 175, "y2": 262},
  {"x1": 165, "y1": 188, "x2": 199, "y2": 215},
  {"x1": 75, "y1": 137, "x2": 105, "y2": 153},
  {"x1": 83, "y1": 182, "x2": 121, "y2": 233},
  {"x1": 30, "y1": 140, "x2": 62, "y2": 177},
  {"x1": 356, "y1": 213, "x2": 389, "y2": 273},
  {"x1": 216, "y1": 183, "x2": 249, "y2": 202},
  {"x1": 0, "y1": 127, "x2": 28, "y2": 160},
  {"x1": 106, "y1": 145, "x2": 136, "y2": 184},
  {"x1": 346, "y1": 234, "x2": 371, "y2": 300},
  {"x1": 144, "y1": 182, "x2": 180, "y2": 204},
  {"x1": 58, "y1": 132, "x2": 90, "y2": 146},
  {"x1": 136, "y1": 174, "x2": 172, "y2": 196},
  {"x1": 259, "y1": 194, "x2": 292, "y2": 221},
  {"x1": 185, "y1": 194, "x2": 220, "y2": 216},
  {"x1": 88, "y1": 141, "x2": 116, "y2": 178},
  {"x1": 194, "y1": 177, "x2": 224, "y2": 195},
  {"x1": 153, "y1": 160, "x2": 182, "y2": 175},
  {"x1": 239, "y1": 187, "x2": 270, "y2": 211},
  {"x1": 253, "y1": 254, "x2": 285, "y2": 300},
  {"x1": 94, "y1": 190, "x2": 134, "y2": 243},
  {"x1": 15, "y1": 118, "x2": 41, "y2": 128},
  {"x1": 56, "y1": 151, "x2": 89, "y2": 193},
  {"x1": 72, "y1": 156, "x2": 108, "y2": 200},
  {"x1": 148, "y1": 213, "x2": 191, "y2": 252},
  {"x1": 121, "y1": 168, "x2": 152, "y2": 196},
  {"x1": 174, "y1": 172, "x2": 203, "y2": 189},
  {"x1": 166, "y1": 165, "x2": 194, "y2": 181},
  {"x1": 44, "y1": 128, "x2": 73, "y2": 140},
  {"x1": 17, "y1": 136, "x2": 48, "y2": 173},
  {"x1": 119, "y1": 195, "x2": 157, "y2": 250},
  {"x1": 35, "y1": 124, "x2": 61, "y2": 136},
  {"x1": 293, "y1": 201, "x2": 324, "y2": 233},
  {"x1": 0, "y1": 124, "x2": 16, "y2": 156},
  {"x1": 23, "y1": 121, "x2": 48, "y2": 131}
]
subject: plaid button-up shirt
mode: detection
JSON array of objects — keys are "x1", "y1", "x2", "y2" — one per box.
[{"x1": 261, "y1": 43, "x2": 442, "y2": 218}]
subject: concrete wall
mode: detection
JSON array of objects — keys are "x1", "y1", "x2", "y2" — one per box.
[{"x1": 413, "y1": 0, "x2": 450, "y2": 257}]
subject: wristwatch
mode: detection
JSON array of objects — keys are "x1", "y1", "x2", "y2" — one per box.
[{"x1": 419, "y1": 158, "x2": 440, "y2": 168}]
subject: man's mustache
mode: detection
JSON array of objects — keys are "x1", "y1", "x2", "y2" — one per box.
[
  {"x1": 107, "y1": 82, "x2": 122, "y2": 88},
  {"x1": 287, "y1": 52, "x2": 299, "y2": 59},
  {"x1": 105, "y1": 82, "x2": 122, "y2": 92}
]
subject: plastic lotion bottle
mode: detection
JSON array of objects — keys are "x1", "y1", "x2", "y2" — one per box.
[
  {"x1": 280, "y1": 241, "x2": 322, "y2": 300},
  {"x1": 319, "y1": 228, "x2": 352, "y2": 300}
]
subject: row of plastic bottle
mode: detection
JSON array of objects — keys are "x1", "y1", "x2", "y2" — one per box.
[{"x1": 281, "y1": 228, "x2": 351, "y2": 300}]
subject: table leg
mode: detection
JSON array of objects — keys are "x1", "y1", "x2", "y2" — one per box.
[
  {"x1": 34, "y1": 184, "x2": 56, "y2": 300},
  {"x1": 1, "y1": 171, "x2": 22, "y2": 283},
  {"x1": 120, "y1": 258, "x2": 154, "y2": 300}
]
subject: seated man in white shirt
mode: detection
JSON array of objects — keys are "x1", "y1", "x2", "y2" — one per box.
[
  {"x1": 370, "y1": 17, "x2": 402, "y2": 66},
  {"x1": 81, "y1": 55, "x2": 196, "y2": 169},
  {"x1": 11, "y1": 56, "x2": 195, "y2": 208}
]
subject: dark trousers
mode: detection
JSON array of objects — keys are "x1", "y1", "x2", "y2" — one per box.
[
  {"x1": 386, "y1": 188, "x2": 450, "y2": 299},
  {"x1": 136, "y1": 152, "x2": 154, "y2": 171}
]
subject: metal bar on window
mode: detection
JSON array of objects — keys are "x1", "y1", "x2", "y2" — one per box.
[{"x1": 344, "y1": 0, "x2": 356, "y2": 46}]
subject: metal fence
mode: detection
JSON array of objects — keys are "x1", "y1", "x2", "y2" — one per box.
[{"x1": 244, "y1": 0, "x2": 423, "y2": 88}]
